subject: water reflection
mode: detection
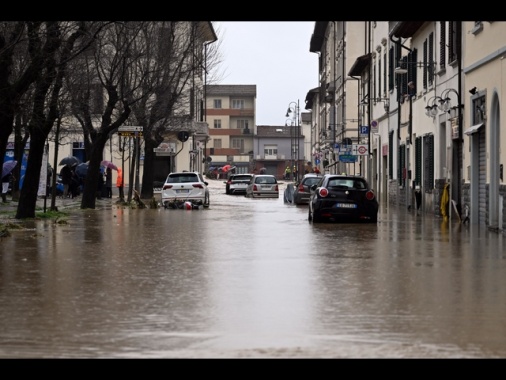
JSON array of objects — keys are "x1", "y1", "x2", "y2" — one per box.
[{"x1": 0, "y1": 182, "x2": 505, "y2": 358}]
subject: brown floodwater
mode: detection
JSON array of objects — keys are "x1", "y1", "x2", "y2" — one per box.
[{"x1": 0, "y1": 179, "x2": 505, "y2": 358}]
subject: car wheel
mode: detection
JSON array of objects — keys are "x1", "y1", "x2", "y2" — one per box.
[
  {"x1": 308, "y1": 209, "x2": 312, "y2": 222},
  {"x1": 203, "y1": 193, "x2": 210, "y2": 208}
]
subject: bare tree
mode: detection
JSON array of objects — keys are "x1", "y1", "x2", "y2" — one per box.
[
  {"x1": 68, "y1": 21, "x2": 154, "y2": 209},
  {"x1": 124, "y1": 21, "x2": 222, "y2": 199},
  {"x1": 15, "y1": 22, "x2": 99, "y2": 218}
]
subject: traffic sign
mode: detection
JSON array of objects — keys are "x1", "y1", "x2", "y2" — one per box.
[
  {"x1": 118, "y1": 126, "x2": 143, "y2": 132},
  {"x1": 118, "y1": 131, "x2": 143, "y2": 138},
  {"x1": 339, "y1": 154, "x2": 357, "y2": 163},
  {"x1": 352, "y1": 144, "x2": 368, "y2": 155},
  {"x1": 359, "y1": 125, "x2": 369, "y2": 135}
]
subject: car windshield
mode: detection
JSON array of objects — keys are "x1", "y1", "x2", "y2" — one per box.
[{"x1": 167, "y1": 174, "x2": 199, "y2": 183}]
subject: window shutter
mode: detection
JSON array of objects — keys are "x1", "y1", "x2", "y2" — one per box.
[
  {"x1": 440, "y1": 22, "x2": 446, "y2": 69},
  {"x1": 415, "y1": 136, "x2": 422, "y2": 186}
]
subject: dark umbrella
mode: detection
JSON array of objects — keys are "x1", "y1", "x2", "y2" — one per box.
[
  {"x1": 75, "y1": 162, "x2": 89, "y2": 179},
  {"x1": 59, "y1": 156, "x2": 81, "y2": 167},
  {"x1": 2, "y1": 160, "x2": 17, "y2": 178}
]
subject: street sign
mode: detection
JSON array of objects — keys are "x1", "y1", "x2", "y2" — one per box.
[
  {"x1": 352, "y1": 144, "x2": 369, "y2": 155},
  {"x1": 118, "y1": 131, "x2": 143, "y2": 138},
  {"x1": 338, "y1": 154, "x2": 357, "y2": 163},
  {"x1": 118, "y1": 126, "x2": 143, "y2": 132},
  {"x1": 359, "y1": 125, "x2": 369, "y2": 135},
  {"x1": 371, "y1": 120, "x2": 378, "y2": 134}
]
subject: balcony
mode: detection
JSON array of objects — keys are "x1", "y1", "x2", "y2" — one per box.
[{"x1": 255, "y1": 154, "x2": 286, "y2": 160}]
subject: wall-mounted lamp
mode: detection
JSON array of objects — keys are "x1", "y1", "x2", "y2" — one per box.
[
  {"x1": 424, "y1": 96, "x2": 440, "y2": 117},
  {"x1": 425, "y1": 88, "x2": 462, "y2": 120},
  {"x1": 469, "y1": 86, "x2": 478, "y2": 95}
]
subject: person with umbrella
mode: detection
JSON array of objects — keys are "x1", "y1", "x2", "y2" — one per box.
[
  {"x1": 2, "y1": 160, "x2": 17, "y2": 203},
  {"x1": 60, "y1": 163, "x2": 73, "y2": 198}
]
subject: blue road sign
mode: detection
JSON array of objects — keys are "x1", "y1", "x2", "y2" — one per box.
[
  {"x1": 339, "y1": 154, "x2": 357, "y2": 163},
  {"x1": 360, "y1": 125, "x2": 369, "y2": 135}
]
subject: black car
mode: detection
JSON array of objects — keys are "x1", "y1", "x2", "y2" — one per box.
[{"x1": 308, "y1": 174, "x2": 378, "y2": 223}]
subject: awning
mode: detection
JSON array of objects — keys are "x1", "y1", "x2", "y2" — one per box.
[{"x1": 464, "y1": 123, "x2": 484, "y2": 136}]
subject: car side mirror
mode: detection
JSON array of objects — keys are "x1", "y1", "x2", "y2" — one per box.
[
  {"x1": 204, "y1": 182, "x2": 209, "y2": 186},
  {"x1": 310, "y1": 184, "x2": 317, "y2": 191}
]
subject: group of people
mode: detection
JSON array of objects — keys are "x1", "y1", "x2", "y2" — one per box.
[
  {"x1": 284, "y1": 162, "x2": 320, "y2": 180},
  {"x1": 59, "y1": 164, "x2": 123, "y2": 200}
]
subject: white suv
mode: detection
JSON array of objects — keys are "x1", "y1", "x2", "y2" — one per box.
[{"x1": 161, "y1": 172, "x2": 210, "y2": 209}]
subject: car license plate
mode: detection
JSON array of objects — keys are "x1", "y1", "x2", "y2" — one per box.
[
  {"x1": 236, "y1": 184, "x2": 247, "y2": 188},
  {"x1": 176, "y1": 189, "x2": 190, "y2": 193},
  {"x1": 336, "y1": 203, "x2": 357, "y2": 208}
]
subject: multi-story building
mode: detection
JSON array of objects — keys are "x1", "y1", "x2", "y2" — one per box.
[
  {"x1": 204, "y1": 85, "x2": 256, "y2": 174},
  {"x1": 306, "y1": 21, "x2": 506, "y2": 232},
  {"x1": 462, "y1": 21, "x2": 506, "y2": 228},
  {"x1": 309, "y1": 22, "x2": 366, "y2": 177}
]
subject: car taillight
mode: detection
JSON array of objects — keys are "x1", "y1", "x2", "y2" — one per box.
[
  {"x1": 298, "y1": 184, "x2": 305, "y2": 192},
  {"x1": 253, "y1": 184, "x2": 258, "y2": 191},
  {"x1": 227, "y1": 180, "x2": 232, "y2": 184},
  {"x1": 318, "y1": 188, "x2": 329, "y2": 197},
  {"x1": 163, "y1": 185, "x2": 173, "y2": 190},
  {"x1": 365, "y1": 190, "x2": 375, "y2": 200},
  {"x1": 192, "y1": 184, "x2": 204, "y2": 189},
  {"x1": 275, "y1": 184, "x2": 279, "y2": 191}
]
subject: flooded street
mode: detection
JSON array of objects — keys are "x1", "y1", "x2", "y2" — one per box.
[{"x1": 1, "y1": 179, "x2": 506, "y2": 358}]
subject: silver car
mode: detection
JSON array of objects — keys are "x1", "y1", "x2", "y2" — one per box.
[
  {"x1": 161, "y1": 171, "x2": 210, "y2": 208},
  {"x1": 245, "y1": 174, "x2": 279, "y2": 198}
]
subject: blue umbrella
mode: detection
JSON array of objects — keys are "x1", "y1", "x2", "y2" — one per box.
[
  {"x1": 75, "y1": 162, "x2": 89, "y2": 179},
  {"x1": 2, "y1": 160, "x2": 17, "y2": 178}
]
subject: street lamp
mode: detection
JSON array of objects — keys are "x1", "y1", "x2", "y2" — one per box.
[{"x1": 285, "y1": 100, "x2": 300, "y2": 181}]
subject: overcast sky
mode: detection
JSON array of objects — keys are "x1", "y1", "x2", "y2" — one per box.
[{"x1": 212, "y1": 22, "x2": 318, "y2": 126}]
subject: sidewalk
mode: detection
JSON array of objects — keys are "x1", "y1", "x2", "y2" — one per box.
[{"x1": 1, "y1": 195, "x2": 116, "y2": 216}]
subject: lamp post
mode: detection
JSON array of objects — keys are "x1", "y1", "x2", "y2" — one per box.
[
  {"x1": 425, "y1": 88, "x2": 463, "y2": 216},
  {"x1": 285, "y1": 100, "x2": 300, "y2": 182}
]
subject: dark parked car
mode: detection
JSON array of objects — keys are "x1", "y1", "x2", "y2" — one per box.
[
  {"x1": 225, "y1": 173, "x2": 254, "y2": 195},
  {"x1": 308, "y1": 174, "x2": 378, "y2": 223},
  {"x1": 292, "y1": 173, "x2": 323, "y2": 205}
]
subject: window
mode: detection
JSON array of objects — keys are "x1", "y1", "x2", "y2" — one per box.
[
  {"x1": 448, "y1": 22, "x2": 458, "y2": 63},
  {"x1": 213, "y1": 139, "x2": 222, "y2": 148},
  {"x1": 398, "y1": 144, "x2": 406, "y2": 188},
  {"x1": 232, "y1": 99, "x2": 245, "y2": 109},
  {"x1": 237, "y1": 119, "x2": 249, "y2": 129},
  {"x1": 439, "y1": 22, "x2": 446, "y2": 70},
  {"x1": 231, "y1": 138, "x2": 244, "y2": 152},
  {"x1": 388, "y1": 131, "x2": 394, "y2": 179},
  {"x1": 213, "y1": 119, "x2": 221, "y2": 129},
  {"x1": 214, "y1": 99, "x2": 222, "y2": 108},
  {"x1": 264, "y1": 145, "x2": 278, "y2": 156},
  {"x1": 423, "y1": 134, "x2": 434, "y2": 190}
]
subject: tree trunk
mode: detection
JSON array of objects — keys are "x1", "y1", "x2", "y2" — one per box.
[
  {"x1": 15, "y1": 130, "x2": 46, "y2": 219},
  {"x1": 80, "y1": 136, "x2": 109, "y2": 209}
]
